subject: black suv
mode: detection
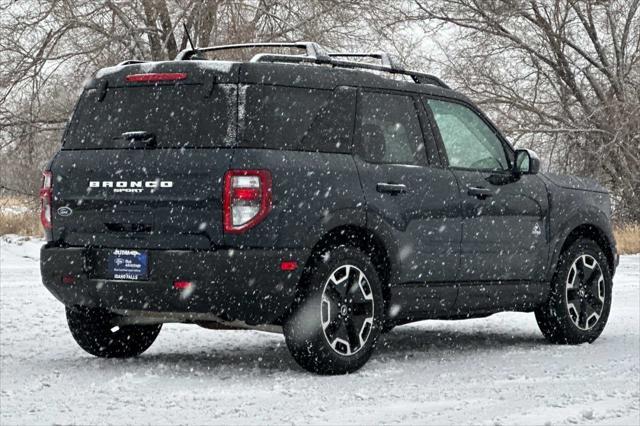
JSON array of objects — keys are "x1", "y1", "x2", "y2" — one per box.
[{"x1": 40, "y1": 42, "x2": 618, "y2": 374}]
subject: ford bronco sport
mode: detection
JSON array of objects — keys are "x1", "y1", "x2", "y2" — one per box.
[{"x1": 40, "y1": 42, "x2": 618, "y2": 375}]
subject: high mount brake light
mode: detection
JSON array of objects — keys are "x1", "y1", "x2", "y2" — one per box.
[
  {"x1": 40, "y1": 171, "x2": 52, "y2": 230},
  {"x1": 125, "y1": 73, "x2": 187, "y2": 83},
  {"x1": 223, "y1": 170, "x2": 272, "y2": 234}
]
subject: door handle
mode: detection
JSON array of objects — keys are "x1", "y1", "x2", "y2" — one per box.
[
  {"x1": 376, "y1": 183, "x2": 407, "y2": 195},
  {"x1": 467, "y1": 186, "x2": 493, "y2": 199}
]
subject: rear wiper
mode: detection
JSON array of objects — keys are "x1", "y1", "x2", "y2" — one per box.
[{"x1": 114, "y1": 131, "x2": 157, "y2": 149}]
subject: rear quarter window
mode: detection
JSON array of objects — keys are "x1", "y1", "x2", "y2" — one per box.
[
  {"x1": 239, "y1": 85, "x2": 354, "y2": 153},
  {"x1": 64, "y1": 84, "x2": 236, "y2": 149}
]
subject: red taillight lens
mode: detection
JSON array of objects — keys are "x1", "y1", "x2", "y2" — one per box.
[
  {"x1": 125, "y1": 72, "x2": 187, "y2": 83},
  {"x1": 223, "y1": 170, "x2": 272, "y2": 234},
  {"x1": 40, "y1": 171, "x2": 52, "y2": 230},
  {"x1": 233, "y1": 188, "x2": 261, "y2": 201}
]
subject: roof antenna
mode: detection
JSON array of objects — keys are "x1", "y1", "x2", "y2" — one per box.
[{"x1": 183, "y1": 23, "x2": 196, "y2": 51}]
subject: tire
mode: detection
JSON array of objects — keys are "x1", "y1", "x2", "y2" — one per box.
[
  {"x1": 535, "y1": 238, "x2": 613, "y2": 344},
  {"x1": 284, "y1": 245, "x2": 384, "y2": 375},
  {"x1": 66, "y1": 306, "x2": 162, "y2": 358}
]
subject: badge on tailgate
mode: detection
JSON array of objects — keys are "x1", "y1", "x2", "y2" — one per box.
[{"x1": 108, "y1": 249, "x2": 149, "y2": 280}]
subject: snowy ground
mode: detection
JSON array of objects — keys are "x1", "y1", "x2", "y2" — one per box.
[{"x1": 1, "y1": 235, "x2": 638, "y2": 425}]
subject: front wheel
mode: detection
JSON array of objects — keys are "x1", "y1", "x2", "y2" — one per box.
[
  {"x1": 66, "y1": 306, "x2": 161, "y2": 358},
  {"x1": 535, "y1": 238, "x2": 613, "y2": 344},
  {"x1": 284, "y1": 246, "x2": 384, "y2": 375}
]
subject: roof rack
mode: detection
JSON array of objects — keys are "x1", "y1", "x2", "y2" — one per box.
[
  {"x1": 175, "y1": 42, "x2": 449, "y2": 90},
  {"x1": 175, "y1": 42, "x2": 330, "y2": 61}
]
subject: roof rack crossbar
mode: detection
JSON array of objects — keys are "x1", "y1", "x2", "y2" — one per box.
[
  {"x1": 251, "y1": 54, "x2": 450, "y2": 89},
  {"x1": 249, "y1": 53, "x2": 329, "y2": 65},
  {"x1": 175, "y1": 42, "x2": 329, "y2": 61},
  {"x1": 328, "y1": 52, "x2": 399, "y2": 70},
  {"x1": 117, "y1": 60, "x2": 145, "y2": 66}
]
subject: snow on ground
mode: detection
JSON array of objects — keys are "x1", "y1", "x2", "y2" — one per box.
[
  {"x1": 1, "y1": 235, "x2": 638, "y2": 425},
  {"x1": 0, "y1": 206, "x2": 30, "y2": 215}
]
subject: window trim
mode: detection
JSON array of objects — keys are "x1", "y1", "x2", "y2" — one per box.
[
  {"x1": 421, "y1": 95, "x2": 515, "y2": 173},
  {"x1": 415, "y1": 99, "x2": 444, "y2": 168},
  {"x1": 354, "y1": 89, "x2": 429, "y2": 167}
]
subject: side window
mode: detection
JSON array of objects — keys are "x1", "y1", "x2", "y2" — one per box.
[
  {"x1": 240, "y1": 85, "x2": 353, "y2": 153},
  {"x1": 302, "y1": 88, "x2": 355, "y2": 153},
  {"x1": 427, "y1": 99, "x2": 509, "y2": 171},
  {"x1": 357, "y1": 92, "x2": 426, "y2": 165}
]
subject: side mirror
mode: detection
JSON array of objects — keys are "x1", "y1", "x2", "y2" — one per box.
[{"x1": 514, "y1": 149, "x2": 540, "y2": 175}]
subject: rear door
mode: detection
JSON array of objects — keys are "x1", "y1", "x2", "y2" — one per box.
[
  {"x1": 353, "y1": 90, "x2": 460, "y2": 314},
  {"x1": 50, "y1": 62, "x2": 239, "y2": 249},
  {"x1": 424, "y1": 98, "x2": 549, "y2": 289}
]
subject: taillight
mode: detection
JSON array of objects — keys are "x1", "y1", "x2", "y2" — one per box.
[
  {"x1": 223, "y1": 170, "x2": 272, "y2": 234},
  {"x1": 125, "y1": 72, "x2": 187, "y2": 83},
  {"x1": 40, "y1": 171, "x2": 53, "y2": 230}
]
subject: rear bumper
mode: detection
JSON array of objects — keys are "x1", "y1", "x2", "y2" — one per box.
[{"x1": 40, "y1": 245, "x2": 305, "y2": 325}]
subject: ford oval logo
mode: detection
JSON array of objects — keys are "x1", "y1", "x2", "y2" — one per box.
[{"x1": 57, "y1": 206, "x2": 73, "y2": 217}]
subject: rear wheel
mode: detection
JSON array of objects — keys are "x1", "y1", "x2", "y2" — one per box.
[
  {"x1": 536, "y1": 238, "x2": 612, "y2": 344},
  {"x1": 284, "y1": 246, "x2": 384, "y2": 375},
  {"x1": 66, "y1": 306, "x2": 161, "y2": 358}
]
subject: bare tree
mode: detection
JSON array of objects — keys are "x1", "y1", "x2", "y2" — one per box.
[
  {"x1": 0, "y1": 0, "x2": 368, "y2": 195},
  {"x1": 375, "y1": 0, "x2": 640, "y2": 221}
]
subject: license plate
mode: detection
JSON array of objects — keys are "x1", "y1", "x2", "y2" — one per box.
[{"x1": 108, "y1": 249, "x2": 148, "y2": 280}]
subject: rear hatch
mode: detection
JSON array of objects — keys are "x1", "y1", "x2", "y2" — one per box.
[{"x1": 50, "y1": 61, "x2": 239, "y2": 249}]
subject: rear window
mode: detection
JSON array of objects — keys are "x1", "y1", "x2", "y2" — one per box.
[
  {"x1": 64, "y1": 84, "x2": 236, "y2": 149},
  {"x1": 240, "y1": 85, "x2": 354, "y2": 153}
]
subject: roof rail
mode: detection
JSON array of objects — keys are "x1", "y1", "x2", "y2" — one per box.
[
  {"x1": 328, "y1": 52, "x2": 399, "y2": 70},
  {"x1": 175, "y1": 42, "x2": 330, "y2": 61},
  {"x1": 251, "y1": 53, "x2": 450, "y2": 89}
]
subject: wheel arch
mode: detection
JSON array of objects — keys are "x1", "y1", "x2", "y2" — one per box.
[
  {"x1": 554, "y1": 223, "x2": 616, "y2": 277},
  {"x1": 302, "y1": 224, "x2": 392, "y2": 305}
]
